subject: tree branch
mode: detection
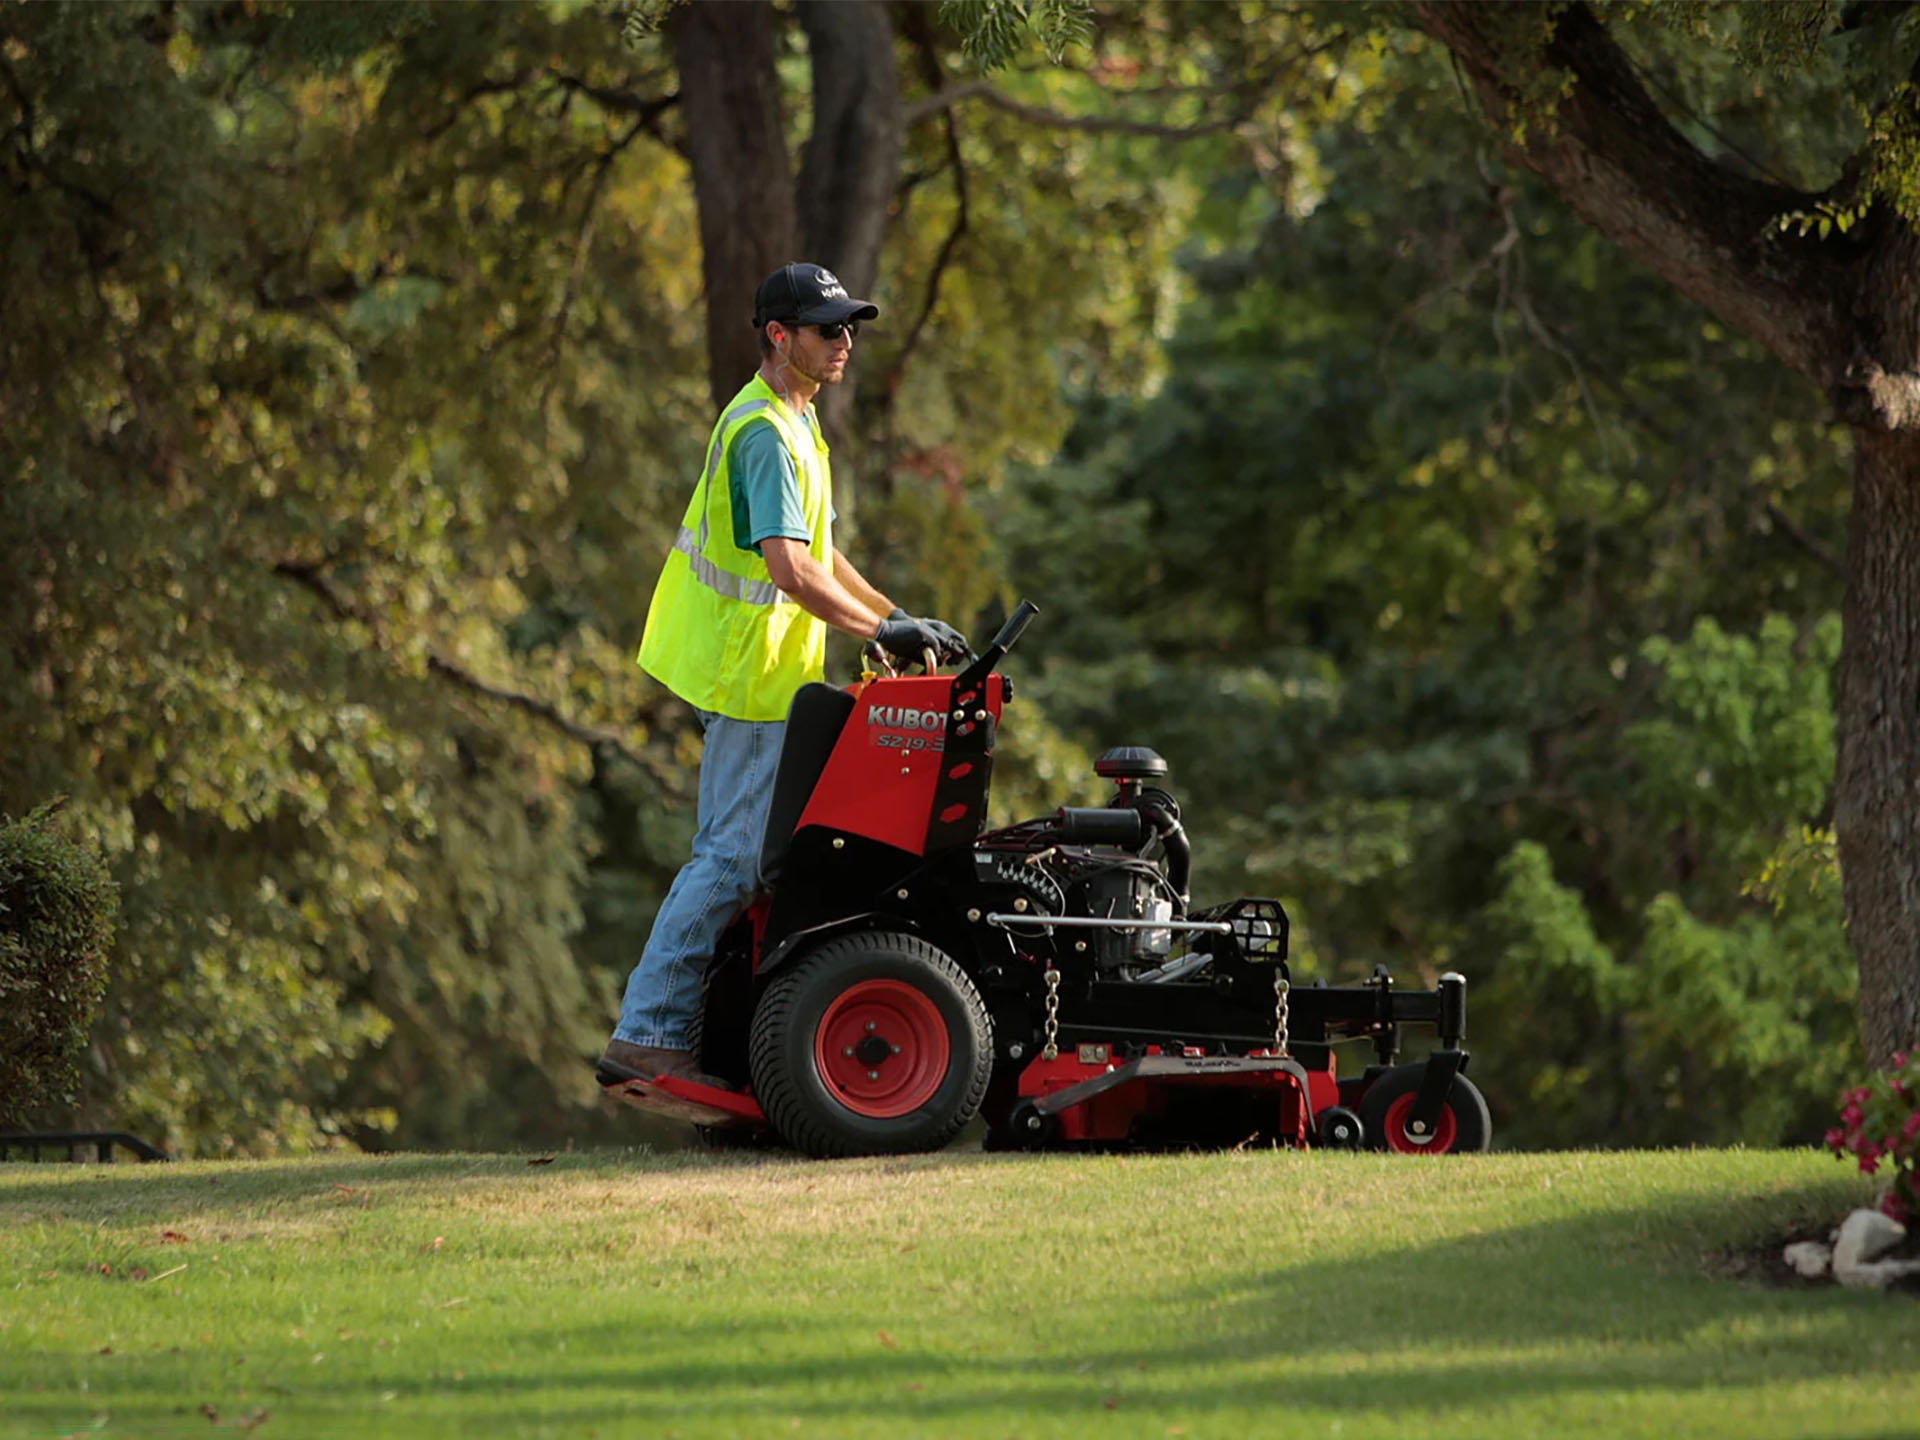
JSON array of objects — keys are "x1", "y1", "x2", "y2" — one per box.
[
  {"x1": 904, "y1": 78, "x2": 1253, "y2": 138},
  {"x1": 885, "y1": 105, "x2": 969, "y2": 398},
  {"x1": 542, "y1": 115, "x2": 649, "y2": 410},
  {"x1": 417, "y1": 71, "x2": 534, "y2": 141},
  {"x1": 271, "y1": 560, "x2": 673, "y2": 783},
  {"x1": 903, "y1": 34, "x2": 1342, "y2": 136},
  {"x1": 1763, "y1": 499, "x2": 1847, "y2": 581},
  {"x1": 551, "y1": 74, "x2": 682, "y2": 151},
  {"x1": 1411, "y1": 1, "x2": 1848, "y2": 389}
]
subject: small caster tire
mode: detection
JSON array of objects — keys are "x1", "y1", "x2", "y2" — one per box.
[
  {"x1": 1314, "y1": 1105, "x2": 1364, "y2": 1150},
  {"x1": 1359, "y1": 1063, "x2": 1491, "y2": 1154},
  {"x1": 1002, "y1": 1099, "x2": 1058, "y2": 1150}
]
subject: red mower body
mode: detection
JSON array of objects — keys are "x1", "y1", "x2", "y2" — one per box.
[{"x1": 793, "y1": 672, "x2": 1007, "y2": 856}]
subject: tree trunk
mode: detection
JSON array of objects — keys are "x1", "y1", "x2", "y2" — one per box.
[
  {"x1": 794, "y1": 0, "x2": 902, "y2": 505},
  {"x1": 671, "y1": 0, "x2": 902, "y2": 510},
  {"x1": 670, "y1": 0, "x2": 795, "y2": 410},
  {"x1": 1837, "y1": 427, "x2": 1920, "y2": 1064},
  {"x1": 795, "y1": 0, "x2": 900, "y2": 302}
]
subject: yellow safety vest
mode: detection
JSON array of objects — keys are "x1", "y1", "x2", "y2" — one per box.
[{"x1": 637, "y1": 374, "x2": 834, "y2": 721}]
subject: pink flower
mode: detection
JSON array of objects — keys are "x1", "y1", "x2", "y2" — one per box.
[
  {"x1": 1860, "y1": 1153, "x2": 1881, "y2": 1176},
  {"x1": 1842, "y1": 1103, "x2": 1864, "y2": 1129},
  {"x1": 1904, "y1": 1111, "x2": 1920, "y2": 1142},
  {"x1": 1881, "y1": 1192, "x2": 1908, "y2": 1223},
  {"x1": 1825, "y1": 1127, "x2": 1848, "y2": 1152},
  {"x1": 1894, "y1": 1051, "x2": 1909, "y2": 1069}
]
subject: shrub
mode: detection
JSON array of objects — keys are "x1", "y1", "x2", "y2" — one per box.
[
  {"x1": 1825, "y1": 1050, "x2": 1920, "y2": 1223},
  {"x1": 0, "y1": 803, "x2": 119, "y2": 1128}
]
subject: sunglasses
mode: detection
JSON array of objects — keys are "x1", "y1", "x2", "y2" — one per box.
[{"x1": 811, "y1": 320, "x2": 859, "y2": 342}]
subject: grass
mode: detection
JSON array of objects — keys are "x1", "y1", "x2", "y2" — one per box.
[{"x1": 0, "y1": 1146, "x2": 1911, "y2": 1439}]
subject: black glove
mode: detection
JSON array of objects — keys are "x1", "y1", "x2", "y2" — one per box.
[
  {"x1": 918, "y1": 616, "x2": 971, "y2": 662},
  {"x1": 880, "y1": 608, "x2": 969, "y2": 664}
]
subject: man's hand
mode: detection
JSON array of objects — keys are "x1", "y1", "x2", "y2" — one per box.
[
  {"x1": 874, "y1": 610, "x2": 968, "y2": 665},
  {"x1": 917, "y1": 615, "x2": 971, "y2": 662}
]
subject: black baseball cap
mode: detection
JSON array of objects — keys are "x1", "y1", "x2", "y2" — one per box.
[{"x1": 751, "y1": 262, "x2": 879, "y2": 328}]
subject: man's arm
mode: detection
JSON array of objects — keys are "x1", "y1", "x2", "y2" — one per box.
[
  {"x1": 761, "y1": 538, "x2": 884, "y2": 639},
  {"x1": 831, "y1": 547, "x2": 895, "y2": 619}
]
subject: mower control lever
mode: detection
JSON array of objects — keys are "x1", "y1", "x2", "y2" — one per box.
[
  {"x1": 954, "y1": 599, "x2": 1040, "y2": 693},
  {"x1": 989, "y1": 599, "x2": 1040, "y2": 654}
]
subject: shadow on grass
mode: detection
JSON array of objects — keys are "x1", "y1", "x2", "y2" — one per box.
[
  {"x1": 6, "y1": 1172, "x2": 1912, "y2": 1435},
  {"x1": 0, "y1": 1148, "x2": 751, "y2": 1220}
]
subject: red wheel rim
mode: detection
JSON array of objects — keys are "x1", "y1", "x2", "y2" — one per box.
[
  {"x1": 812, "y1": 979, "x2": 951, "y2": 1119},
  {"x1": 1381, "y1": 1092, "x2": 1458, "y2": 1154}
]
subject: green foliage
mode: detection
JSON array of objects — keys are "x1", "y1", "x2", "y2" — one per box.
[
  {"x1": 605, "y1": 0, "x2": 683, "y2": 48},
  {"x1": 0, "y1": 805, "x2": 119, "y2": 1128},
  {"x1": 0, "y1": 0, "x2": 1219, "y2": 1154},
  {"x1": 1625, "y1": 615, "x2": 1840, "y2": 869},
  {"x1": 1766, "y1": 198, "x2": 1869, "y2": 240},
  {"x1": 2, "y1": 0, "x2": 702, "y2": 1152},
  {"x1": 1457, "y1": 611, "x2": 1856, "y2": 1145},
  {"x1": 941, "y1": 0, "x2": 1094, "y2": 70},
  {"x1": 1570, "y1": 3, "x2": 1920, "y2": 224},
  {"x1": 995, "y1": 32, "x2": 1854, "y2": 1146}
]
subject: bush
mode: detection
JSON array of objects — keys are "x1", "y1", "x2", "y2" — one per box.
[
  {"x1": 0, "y1": 803, "x2": 119, "y2": 1128},
  {"x1": 1825, "y1": 1050, "x2": 1920, "y2": 1223}
]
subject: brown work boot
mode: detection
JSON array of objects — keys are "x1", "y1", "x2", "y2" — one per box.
[{"x1": 597, "y1": 1039, "x2": 734, "y2": 1093}]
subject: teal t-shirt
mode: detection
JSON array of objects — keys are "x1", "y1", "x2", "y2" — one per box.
[{"x1": 728, "y1": 412, "x2": 834, "y2": 555}]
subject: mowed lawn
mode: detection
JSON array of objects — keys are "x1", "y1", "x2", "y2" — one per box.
[{"x1": 0, "y1": 1146, "x2": 1909, "y2": 1439}]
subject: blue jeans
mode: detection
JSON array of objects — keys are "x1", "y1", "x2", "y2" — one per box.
[{"x1": 614, "y1": 709, "x2": 786, "y2": 1048}]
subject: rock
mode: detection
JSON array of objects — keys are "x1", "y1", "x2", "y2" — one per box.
[
  {"x1": 1783, "y1": 1240, "x2": 1832, "y2": 1278},
  {"x1": 1836, "y1": 1255, "x2": 1920, "y2": 1289},
  {"x1": 1835, "y1": 1208, "x2": 1906, "y2": 1266},
  {"x1": 1832, "y1": 1208, "x2": 1920, "y2": 1289}
]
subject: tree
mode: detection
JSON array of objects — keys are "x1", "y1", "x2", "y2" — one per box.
[
  {"x1": 0, "y1": 0, "x2": 1292, "y2": 1150},
  {"x1": 959, "y1": 0, "x2": 1919, "y2": 1067},
  {"x1": 1403, "y1": 2, "x2": 1920, "y2": 1065},
  {"x1": 989, "y1": 29, "x2": 1858, "y2": 1144},
  {"x1": 0, "y1": 805, "x2": 118, "y2": 1129}
]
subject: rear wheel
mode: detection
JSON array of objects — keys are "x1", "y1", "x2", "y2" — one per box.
[
  {"x1": 749, "y1": 931, "x2": 992, "y2": 1158},
  {"x1": 1358, "y1": 1063, "x2": 1491, "y2": 1154}
]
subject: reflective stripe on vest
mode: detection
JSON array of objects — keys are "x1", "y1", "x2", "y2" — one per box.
[{"x1": 671, "y1": 525, "x2": 785, "y2": 605}]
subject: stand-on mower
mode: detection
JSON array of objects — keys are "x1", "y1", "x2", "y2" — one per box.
[{"x1": 600, "y1": 601, "x2": 1492, "y2": 1159}]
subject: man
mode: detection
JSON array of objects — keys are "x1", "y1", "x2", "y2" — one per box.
[{"x1": 599, "y1": 262, "x2": 968, "y2": 1105}]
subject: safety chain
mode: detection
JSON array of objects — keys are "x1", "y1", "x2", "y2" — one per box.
[
  {"x1": 1041, "y1": 965, "x2": 1062, "y2": 1061},
  {"x1": 1272, "y1": 969, "x2": 1291, "y2": 1056}
]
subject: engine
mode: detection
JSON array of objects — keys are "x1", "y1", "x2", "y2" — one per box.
[{"x1": 973, "y1": 746, "x2": 1192, "y2": 976}]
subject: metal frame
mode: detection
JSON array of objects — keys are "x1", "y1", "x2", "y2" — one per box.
[{"x1": 0, "y1": 1131, "x2": 171, "y2": 1163}]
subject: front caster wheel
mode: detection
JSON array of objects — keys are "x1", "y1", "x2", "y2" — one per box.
[
  {"x1": 991, "y1": 1099, "x2": 1058, "y2": 1150},
  {"x1": 1358, "y1": 1063, "x2": 1491, "y2": 1154},
  {"x1": 748, "y1": 931, "x2": 992, "y2": 1159},
  {"x1": 1314, "y1": 1104, "x2": 1364, "y2": 1150}
]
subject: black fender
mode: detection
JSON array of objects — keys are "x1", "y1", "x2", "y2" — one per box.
[{"x1": 755, "y1": 911, "x2": 931, "y2": 983}]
